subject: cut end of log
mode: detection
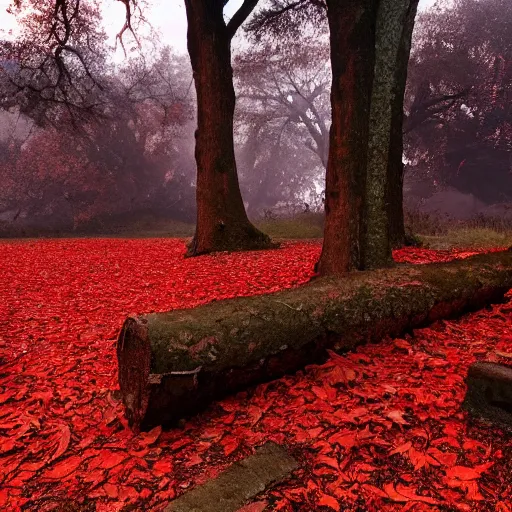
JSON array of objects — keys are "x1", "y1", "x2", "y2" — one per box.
[{"x1": 117, "y1": 316, "x2": 152, "y2": 431}]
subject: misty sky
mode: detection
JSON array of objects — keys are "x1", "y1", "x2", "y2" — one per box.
[{"x1": 1, "y1": 0, "x2": 438, "y2": 58}]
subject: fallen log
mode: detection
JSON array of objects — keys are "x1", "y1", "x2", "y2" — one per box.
[{"x1": 117, "y1": 250, "x2": 512, "y2": 431}]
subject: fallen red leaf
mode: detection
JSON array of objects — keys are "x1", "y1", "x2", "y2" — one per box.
[
  {"x1": 328, "y1": 431, "x2": 358, "y2": 450},
  {"x1": 103, "y1": 483, "x2": 119, "y2": 498},
  {"x1": 49, "y1": 424, "x2": 71, "y2": 462},
  {"x1": 43, "y1": 455, "x2": 82, "y2": 479},
  {"x1": 317, "y1": 492, "x2": 340, "y2": 511},
  {"x1": 89, "y1": 450, "x2": 126, "y2": 470},
  {"x1": 153, "y1": 459, "x2": 173, "y2": 474},
  {"x1": 445, "y1": 463, "x2": 493, "y2": 481},
  {"x1": 395, "y1": 483, "x2": 439, "y2": 504},
  {"x1": 387, "y1": 410, "x2": 409, "y2": 425},
  {"x1": 390, "y1": 441, "x2": 412, "y2": 455},
  {"x1": 384, "y1": 482, "x2": 409, "y2": 503},
  {"x1": 237, "y1": 501, "x2": 268, "y2": 512},
  {"x1": 315, "y1": 454, "x2": 340, "y2": 471},
  {"x1": 362, "y1": 484, "x2": 389, "y2": 498},
  {"x1": 0, "y1": 438, "x2": 17, "y2": 454},
  {"x1": 138, "y1": 425, "x2": 162, "y2": 446}
]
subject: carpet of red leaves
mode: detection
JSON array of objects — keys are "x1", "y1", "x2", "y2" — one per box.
[{"x1": 1, "y1": 239, "x2": 511, "y2": 512}]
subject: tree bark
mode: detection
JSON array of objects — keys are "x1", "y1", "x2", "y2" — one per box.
[
  {"x1": 387, "y1": 0, "x2": 419, "y2": 248},
  {"x1": 317, "y1": 0, "x2": 379, "y2": 276},
  {"x1": 184, "y1": 0, "x2": 272, "y2": 256},
  {"x1": 364, "y1": 0, "x2": 411, "y2": 269},
  {"x1": 117, "y1": 249, "x2": 512, "y2": 431},
  {"x1": 363, "y1": 0, "x2": 419, "y2": 264}
]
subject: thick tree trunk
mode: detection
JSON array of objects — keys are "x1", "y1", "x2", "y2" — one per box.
[
  {"x1": 364, "y1": 0, "x2": 419, "y2": 265},
  {"x1": 317, "y1": 0, "x2": 380, "y2": 275},
  {"x1": 117, "y1": 250, "x2": 512, "y2": 431},
  {"x1": 364, "y1": 0, "x2": 409, "y2": 269},
  {"x1": 387, "y1": 0, "x2": 419, "y2": 248},
  {"x1": 185, "y1": 0, "x2": 272, "y2": 256}
]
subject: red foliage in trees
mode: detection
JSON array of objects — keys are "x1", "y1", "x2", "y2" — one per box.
[{"x1": 0, "y1": 239, "x2": 510, "y2": 511}]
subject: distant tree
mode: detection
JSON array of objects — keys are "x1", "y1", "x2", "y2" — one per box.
[
  {"x1": 405, "y1": 0, "x2": 512, "y2": 204},
  {"x1": 235, "y1": 109, "x2": 325, "y2": 216},
  {"x1": 0, "y1": 0, "x2": 108, "y2": 126},
  {"x1": 0, "y1": 47, "x2": 197, "y2": 231},
  {"x1": 236, "y1": 41, "x2": 331, "y2": 169},
  {"x1": 0, "y1": 127, "x2": 105, "y2": 231},
  {"x1": 103, "y1": 48, "x2": 197, "y2": 221},
  {"x1": 234, "y1": 40, "x2": 329, "y2": 215},
  {"x1": 0, "y1": 0, "x2": 202, "y2": 231}
]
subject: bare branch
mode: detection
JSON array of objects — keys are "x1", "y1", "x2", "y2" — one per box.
[
  {"x1": 226, "y1": 0, "x2": 260, "y2": 40},
  {"x1": 115, "y1": 0, "x2": 141, "y2": 56},
  {"x1": 405, "y1": 90, "x2": 469, "y2": 133}
]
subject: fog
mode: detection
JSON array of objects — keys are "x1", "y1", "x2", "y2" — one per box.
[{"x1": 0, "y1": 0, "x2": 510, "y2": 236}]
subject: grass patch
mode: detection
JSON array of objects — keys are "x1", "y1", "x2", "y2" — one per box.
[
  {"x1": 5, "y1": 210, "x2": 510, "y2": 250},
  {"x1": 114, "y1": 218, "x2": 195, "y2": 238},
  {"x1": 255, "y1": 214, "x2": 324, "y2": 239},
  {"x1": 120, "y1": 215, "x2": 325, "y2": 240},
  {"x1": 420, "y1": 228, "x2": 512, "y2": 250},
  {"x1": 0, "y1": 217, "x2": 196, "y2": 240}
]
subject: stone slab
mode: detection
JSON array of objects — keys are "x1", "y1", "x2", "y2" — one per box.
[
  {"x1": 463, "y1": 361, "x2": 512, "y2": 428},
  {"x1": 165, "y1": 442, "x2": 298, "y2": 512}
]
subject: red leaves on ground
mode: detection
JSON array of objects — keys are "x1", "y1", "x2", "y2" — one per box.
[
  {"x1": 0, "y1": 239, "x2": 511, "y2": 511},
  {"x1": 392, "y1": 246, "x2": 504, "y2": 264}
]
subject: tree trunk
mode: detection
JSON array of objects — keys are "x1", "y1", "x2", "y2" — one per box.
[
  {"x1": 364, "y1": 0, "x2": 418, "y2": 265},
  {"x1": 117, "y1": 249, "x2": 512, "y2": 431},
  {"x1": 317, "y1": 0, "x2": 379, "y2": 276},
  {"x1": 387, "y1": 0, "x2": 419, "y2": 248},
  {"x1": 184, "y1": 0, "x2": 272, "y2": 256}
]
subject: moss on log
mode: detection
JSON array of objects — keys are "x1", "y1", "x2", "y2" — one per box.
[{"x1": 117, "y1": 250, "x2": 512, "y2": 431}]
